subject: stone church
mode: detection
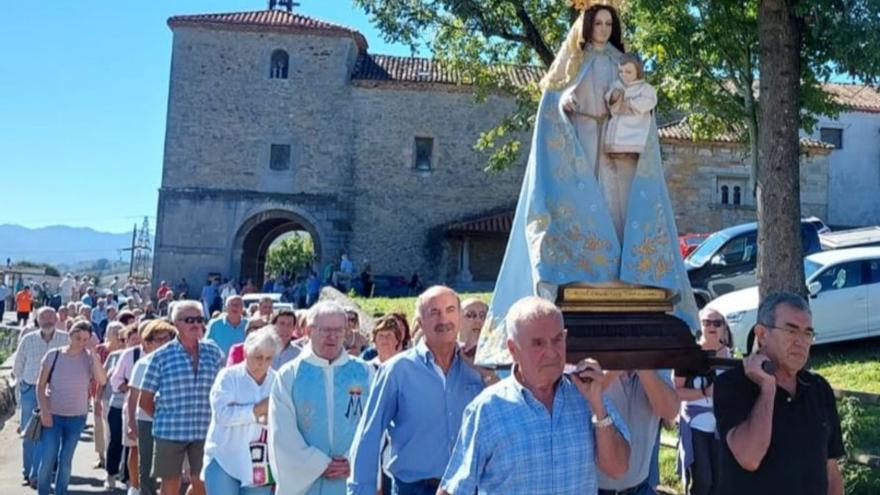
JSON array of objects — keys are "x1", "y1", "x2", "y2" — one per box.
[{"x1": 152, "y1": 5, "x2": 834, "y2": 290}]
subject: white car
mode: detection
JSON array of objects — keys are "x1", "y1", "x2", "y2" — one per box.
[
  {"x1": 707, "y1": 246, "x2": 880, "y2": 353},
  {"x1": 241, "y1": 293, "x2": 294, "y2": 313}
]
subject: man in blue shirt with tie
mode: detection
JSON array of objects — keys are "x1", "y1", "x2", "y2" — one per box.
[{"x1": 348, "y1": 286, "x2": 484, "y2": 495}]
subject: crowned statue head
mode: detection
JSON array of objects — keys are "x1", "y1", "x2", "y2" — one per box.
[
  {"x1": 579, "y1": 4, "x2": 625, "y2": 52},
  {"x1": 541, "y1": 0, "x2": 627, "y2": 91}
]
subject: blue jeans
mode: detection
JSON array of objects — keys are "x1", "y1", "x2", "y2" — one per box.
[
  {"x1": 202, "y1": 458, "x2": 271, "y2": 495},
  {"x1": 20, "y1": 382, "x2": 43, "y2": 481},
  {"x1": 392, "y1": 477, "x2": 440, "y2": 495},
  {"x1": 38, "y1": 414, "x2": 86, "y2": 495}
]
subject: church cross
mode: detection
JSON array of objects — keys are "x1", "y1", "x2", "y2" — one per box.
[{"x1": 268, "y1": 0, "x2": 300, "y2": 12}]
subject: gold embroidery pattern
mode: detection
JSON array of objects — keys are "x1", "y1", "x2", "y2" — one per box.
[
  {"x1": 298, "y1": 402, "x2": 315, "y2": 431},
  {"x1": 475, "y1": 314, "x2": 512, "y2": 365},
  {"x1": 626, "y1": 202, "x2": 675, "y2": 284},
  {"x1": 527, "y1": 198, "x2": 618, "y2": 277}
]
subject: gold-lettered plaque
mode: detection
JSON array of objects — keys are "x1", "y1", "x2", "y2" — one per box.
[{"x1": 559, "y1": 284, "x2": 673, "y2": 313}]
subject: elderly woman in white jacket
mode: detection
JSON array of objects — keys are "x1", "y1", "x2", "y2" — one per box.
[{"x1": 203, "y1": 327, "x2": 280, "y2": 495}]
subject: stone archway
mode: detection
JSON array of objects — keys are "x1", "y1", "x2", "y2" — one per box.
[{"x1": 231, "y1": 209, "x2": 322, "y2": 288}]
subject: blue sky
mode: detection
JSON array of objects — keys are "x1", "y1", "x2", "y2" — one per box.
[{"x1": 0, "y1": 1, "x2": 413, "y2": 234}]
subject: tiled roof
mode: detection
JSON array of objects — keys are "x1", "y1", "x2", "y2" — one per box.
[
  {"x1": 352, "y1": 54, "x2": 544, "y2": 87},
  {"x1": 168, "y1": 10, "x2": 368, "y2": 51},
  {"x1": 823, "y1": 83, "x2": 880, "y2": 113},
  {"x1": 659, "y1": 117, "x2": 834, "y2": 150},
  {"x1": 446, "y1": 211, "x2": 515, "y2": 235},
  {"x1": 167, "y1": 10, "x2": 880, "y2": 114}
]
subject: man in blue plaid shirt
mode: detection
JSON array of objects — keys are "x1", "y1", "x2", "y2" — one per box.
[
  {"x1": 439, "y1": 297, "x2": 631, "y2": 495},
  {"x1": 140, "y1": 300, "x2": 224, "y2": 495}
]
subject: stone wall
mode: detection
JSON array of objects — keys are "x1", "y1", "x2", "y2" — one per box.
[
  {"x1": 347, "y1": 87, "x2": 526, "y2": 281},
  {"x1": 0, "y1": 326, "x2": 19, "y2": 421},
  {"x1": 152, "y1": 188, "x2": 350, "y2": 288},
  {"x1": 162, "y1": 27, "x2": 360, "y2": 195},
  {"x1": 662, "y1": 140, "x2": 831, "y2": 234}
]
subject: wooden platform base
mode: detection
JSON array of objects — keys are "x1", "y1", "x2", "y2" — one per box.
[{"x1": 563, "y1": 311, "x2": 733, "y2": 374}]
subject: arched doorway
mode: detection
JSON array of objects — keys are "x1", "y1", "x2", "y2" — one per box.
[{"x1": 232, "y1": 210, "x2": 322, "y2": 289}]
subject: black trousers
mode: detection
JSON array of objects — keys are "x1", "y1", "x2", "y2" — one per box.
[
  {"x1": 106, "y1": 406, "x2": 125, "y2": 478},
  {"x1": 687, "y1": 429, "x2": 721, "y2": 495}
]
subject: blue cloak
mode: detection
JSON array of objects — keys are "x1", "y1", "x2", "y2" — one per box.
[{"x1": 475, "y1": 50, "x2": 698, "y2": 367}]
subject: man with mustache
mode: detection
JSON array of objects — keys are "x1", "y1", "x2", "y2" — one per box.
[
  {"x1": 439, "y1": 296, "x2": 630, "y2": 494},
  {"x1": 348, "y1": 286, "x2": 484, "y2": 495},
  {"x1": 715, "y1": 292, "x2": 844, "y2": 495}
]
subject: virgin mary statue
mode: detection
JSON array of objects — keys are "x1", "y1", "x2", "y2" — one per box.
[{"x1": 476, "y1": 2, "x2": 698, "y2": 367}]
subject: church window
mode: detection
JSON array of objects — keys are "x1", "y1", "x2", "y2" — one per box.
[
  {"x1": 716, "y1": 176, "x2": 749, "y2": 207},
  {"x1": 270, "y1": 144, "x2": 291, "y2": 170},
  {"x1": 270, "y1": 49, "x2": 289, "y2": 79},
  {"x1": 819, "y1": 127, "x2": 843, "y2": 149},
  {"x1": 414, "y1": 137, "x2": 434, "y2": 171}
]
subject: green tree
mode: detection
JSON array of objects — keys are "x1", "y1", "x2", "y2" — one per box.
[
  {"x1": 265, "y1": 235, "x2": 315, "y2": 278},
  {"x1": 755, "y1": 0, "x2": 880, "y2": 298}
]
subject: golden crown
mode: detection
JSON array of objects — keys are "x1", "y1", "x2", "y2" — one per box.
[{"x1": 567, "y1": 0, "x2": 625, "y2": 11}]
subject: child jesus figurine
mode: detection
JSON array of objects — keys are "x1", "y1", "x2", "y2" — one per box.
[{"x1": 604, "y1": 54, "x2": 658, "y2": 157}]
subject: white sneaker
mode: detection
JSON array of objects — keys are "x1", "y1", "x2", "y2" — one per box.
[
  {"x1": 127, "y1": 487, "x2": 140, "y2": 495},
  {"x1": 105, "y1": 475, "x2": 116, "y2": 489}
]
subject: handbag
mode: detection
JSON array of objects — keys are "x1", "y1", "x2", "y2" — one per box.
[
  {"x1": 22, "y1": 409, "x2": 42, "y2": 441},
  {"x1": 249, "y1": 428, "x2": 274, "y2": 486},
  {"x1": 21, "y1": 350, "x2": 61, "y2": 441}
]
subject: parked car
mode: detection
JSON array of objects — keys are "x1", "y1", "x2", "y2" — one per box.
[
  {"x1": 679, "y1": 233, "x2": 710, "y2": 259},
  {"x1": 804, "y1": 216, "x2": 832, "y2": 235},
  {"x1": 820, "y1": 226, "x2": 880, "y2": 250},
  {"x1": 685, "y1": 220, "x2": 822, "y2": 308},
  {"x1": 707, "y1": 246, "x2": 880, "y2": 353},
  {"x1": 241, "y1": 292, "x2": 294, "y2": 312}
]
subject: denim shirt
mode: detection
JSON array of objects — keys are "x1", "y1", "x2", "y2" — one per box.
[{"x1": 347, "y1": 342, "x2": 483, "y2": 495}]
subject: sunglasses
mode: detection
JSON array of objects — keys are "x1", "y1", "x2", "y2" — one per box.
[
  {"x1": 179, "y1": 316, "x2": 205, "y2": 325},
  {"x1": 701, "y1": 319, "x2": 724, "y2": 328}
]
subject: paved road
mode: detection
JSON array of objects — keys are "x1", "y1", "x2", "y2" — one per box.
[{"x1": 0, "y1": 409, "x2": 122, "y2": 495}]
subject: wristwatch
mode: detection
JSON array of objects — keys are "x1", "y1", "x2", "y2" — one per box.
[{"x1": 592, "y1": 414, "x2": 613, "y2": 428}]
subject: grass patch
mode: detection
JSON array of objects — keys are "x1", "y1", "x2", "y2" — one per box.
[
  {"x1": 808, "y1": 336, "x2": 880, "y2": 395},
  {"x1": 350, "y1": 293, "x2": 491, "y2": 320},
  {"x1": 658, "y1": 442, "x2": 680, "y2": 492}
]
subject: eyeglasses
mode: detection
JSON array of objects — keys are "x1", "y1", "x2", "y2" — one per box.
[
  {"x1": 465, "y1": 311, "x2": 487, "y2": 319},
  {"x1": 701, "y1": 319, "x2": 724, "y2": 328},
  {"x1": 768, "y1": 325, "x2": 815, "y2": 342},
  {"x1": 179, "y1": 316, "x2": 205, "y2": 325},
  {"x1": 314, "y1": 327, "x2": 345, "y2": 336},
  {"x1": 148, "y1": 334, "x2": 174, "y2": 344}
]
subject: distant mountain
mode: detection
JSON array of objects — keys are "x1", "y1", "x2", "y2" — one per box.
[{"x1": 0, "y1": 225, "x2": 134, "y2": 267}]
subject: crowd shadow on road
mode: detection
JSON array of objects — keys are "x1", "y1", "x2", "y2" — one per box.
[{"x1": 68, "y1": 474, "x2": 108, "y2": 489}]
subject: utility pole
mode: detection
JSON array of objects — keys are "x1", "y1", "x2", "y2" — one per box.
[
  {"x1": 132, "y1": 217, "x2": 153, "y2": 281},
  {"x1": 122, "y1": 223, "x2": 138, "y2": 278}
]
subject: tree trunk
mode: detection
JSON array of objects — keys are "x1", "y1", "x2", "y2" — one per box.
[{"x1": 756, "y1": 0, "x2": 806, "y2": 299}]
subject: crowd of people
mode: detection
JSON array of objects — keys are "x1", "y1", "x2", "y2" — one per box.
[{"x1": 9, "y1": 279, "x2": 843, "y2": 495}]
